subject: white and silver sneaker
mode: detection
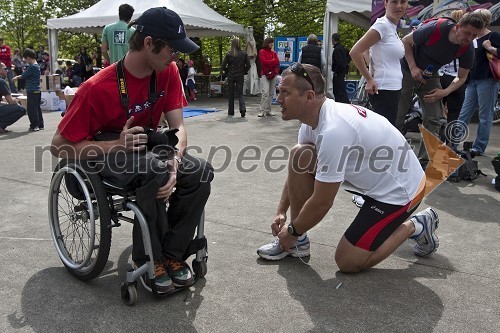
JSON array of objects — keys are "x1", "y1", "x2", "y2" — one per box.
[
  {"x1": 257, "y1": 235, "x2": 310, "y2": 260},
  {"x1": 411, "y1": 207, "x2": 439, "y2": 257}
]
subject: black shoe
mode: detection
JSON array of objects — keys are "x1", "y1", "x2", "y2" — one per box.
[
  {"x1": 240, "y1": 110, "x2": 246, "y2": 118},
  {"x1": 228, "y1": 112, "x2": 234, "y2": 116},
  {"x1": 28, "y1": 127, "x2": 39, "y2": 132}
]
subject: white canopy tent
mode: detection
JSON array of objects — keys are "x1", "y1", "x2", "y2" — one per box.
[
  {"x1": 47, "y1": 0, "x2": 251, "y2": 74},
  {"x1": 323, "y1": 0, "x2": 371, "y2": 97}
]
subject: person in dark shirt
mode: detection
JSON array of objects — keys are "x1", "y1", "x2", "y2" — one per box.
[
  {"x1": 13, "y1": 48, "x2": 43, "y2": 131},
  {"x1": 221, "y1": 37, "x2": 251, "y2": 117},
  {"x1": 0, "y1": 62, "x2": 25, "y2": 133},
  {"x1": 331, "y1": 33, "x2": 350, "y2": 103},
  {"x1": 299, "y1": 34, "x2": 325, "y2": 74},
  {"x1": 177, "y1": 58, "x2": 188, "y2": 99}
]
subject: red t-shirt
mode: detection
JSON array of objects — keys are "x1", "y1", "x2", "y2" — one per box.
[
  {"x1": 0, "y1": 44, "x2": 12, "y2": 67},
  {"x1": 58, "y1": 62, "x2": 187, "y2": 142}
]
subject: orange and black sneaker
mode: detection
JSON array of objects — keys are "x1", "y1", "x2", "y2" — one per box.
[
  {"x1": 162, "y1": 257, "x2": 194, "y2": 287},
  {"x1": 134, "y1": 261, "x2": 175, "y2": 294}
]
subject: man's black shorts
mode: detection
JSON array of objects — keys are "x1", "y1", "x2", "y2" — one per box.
[{"x1": 344, "y1": 195, "x2": 420, "y2": 252}]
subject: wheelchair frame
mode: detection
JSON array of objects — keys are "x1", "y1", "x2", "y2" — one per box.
[{"x1": 48, "y1": 160, "x2": 208, "y2": 305}]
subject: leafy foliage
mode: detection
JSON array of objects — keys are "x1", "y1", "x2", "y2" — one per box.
[
  {"x1": 0, "y1": 0, "x2": 366, "y2": 72},
  {"x1": 0, "y1": 0, "x2": 50, "y2": 51},
  {"x1": 0, "y1": 0, "x2": 100, "y2": 61}
]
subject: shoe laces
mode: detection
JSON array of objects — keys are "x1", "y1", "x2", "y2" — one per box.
[
  {"x1": 164, "y1": 258, "x2": 184, "y2": 271},
  {"x1": 154, "y1": 261, "x2": 166, "y2": 277}
]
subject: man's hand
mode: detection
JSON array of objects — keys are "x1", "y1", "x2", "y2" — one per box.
[
  {"x1": 119, "y1": 116, "x2": 147, "y2": 152},
  {"x1": 156, "y1": 158, "x2": 179, "y2": 201},
  {"x1": 277, "y1": 226, "x2": 297, "y2": 252},
  {"x1": 410, "y1": 66, "x2": 425, "y2": 83},
  {"x1": 271, "y1": 213, "x2": 287, "y2": 236},
  {"x1": 423, "y1": 88, "x2": 445, "y2": 104}
]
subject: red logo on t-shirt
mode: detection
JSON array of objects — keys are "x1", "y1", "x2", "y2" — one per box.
[{"x1": 351, "y1": 104, "x2": 367, "y2": 118}]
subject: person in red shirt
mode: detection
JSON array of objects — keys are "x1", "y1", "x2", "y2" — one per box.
[
  {"x1": 0, "y1": 37, "x2": 17, "y2": 93},
  {"x1": 258, "y1": 37, "x2": 280, "y2": 117},
  {"x1": 50, "y1": 7, "x2": 214, "y2": 295}
]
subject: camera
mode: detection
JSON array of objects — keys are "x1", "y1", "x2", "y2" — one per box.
[
  {"x1": 142, "y1": 127, "x2": 178, "y2": 149},
  {"x1": 143, "y1": 127, "x2": 179, "y2": 160}
]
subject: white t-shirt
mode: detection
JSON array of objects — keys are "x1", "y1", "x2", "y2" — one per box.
[
  {"x1": 187, "y1": 67, "x2": 196, "y2": 84},
  {"x1": 369, "y1": 16, "x2": 405, "y2": 90},
  {"x1": 439, "y1": 59, "x2": 460, "y2": 77},
  {"x1": 298, "y1": 99, "x2": 424, "y2": 205}
]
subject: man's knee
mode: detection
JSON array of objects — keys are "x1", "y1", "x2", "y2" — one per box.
[
  {"x1": 334, "y1": 237, "x2": 369, "y2": 274},
  {"x1": 290, "y1": 144, "x2": 316, "y2": 174},
  {"x1": 334, "y1": 252, "x2": 365, "y2": 274},
  {"x1": 182, "y1": 155, "x2": 214, "y2": 184},
  {"x1": 16, "y1": 105, "x2": 26, "y2": 118}
]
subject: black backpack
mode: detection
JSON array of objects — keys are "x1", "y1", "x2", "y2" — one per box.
[{"x1": 448, "y1": 143, "x2": 486, "y2": 182}]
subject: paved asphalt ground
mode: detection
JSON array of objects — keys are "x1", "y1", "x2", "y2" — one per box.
[{"x1": 0, "y1": 95, "x2": 499, "y2": 332}]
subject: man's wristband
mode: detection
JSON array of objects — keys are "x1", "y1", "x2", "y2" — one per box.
[{"x1": 174, "y1": 156, "x2": 182, "y2": 164}]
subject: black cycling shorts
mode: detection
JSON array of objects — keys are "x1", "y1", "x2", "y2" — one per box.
[{"x1": 344, "y1": 195, "x2": 420, "y2": 252}]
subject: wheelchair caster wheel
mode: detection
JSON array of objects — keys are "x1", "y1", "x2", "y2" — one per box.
[
  {"x1": 192, "y1": 259, "x2": 207, "y2": 278},
  {"x1": 121, "y1": 282, "x2": 137, "y2": 306}
]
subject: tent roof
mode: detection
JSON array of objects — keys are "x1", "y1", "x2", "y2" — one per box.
[
  {"x1": 47, "y1": 0, "x2": 247, "y2": 37},
  {"x1": 326, "y1": 0, "x2": 371, "y2": 30}
]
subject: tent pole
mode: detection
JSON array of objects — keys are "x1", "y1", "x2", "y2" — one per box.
[{"x1": 48, "y1": 28, "x2": 59, "y2": 75}]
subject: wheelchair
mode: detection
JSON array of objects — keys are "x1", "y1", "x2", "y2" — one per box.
[{"x1": 48, "y1": 159, "x2": 208, "y2": 305}]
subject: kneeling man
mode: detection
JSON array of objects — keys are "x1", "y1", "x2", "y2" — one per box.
[{"x1": 257, "y1": 63, "x2": 438, "y2": 272}]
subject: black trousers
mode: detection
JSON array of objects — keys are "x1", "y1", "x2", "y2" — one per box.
[
  {"x1": 97, "y1": 152, "x2": 214, "y2": 262},
  {"x1": 368, "y1": 90, "x2": 401, "y2": 126},
  {"x1": 227, "y1": 76, "x2": 245, "y2": 115},
  {"x1": 0, "y1": 103, "x2": 25, "y2": 129},
  {"x1": 332, "y1": 69, "x2": 349, "y2": 103},
  {"x1": 440, "y1": 74, "x2": 466, "y2": 145},
  {"x1": 26, "y1": 91, "x2": 43, "y2": 129}
]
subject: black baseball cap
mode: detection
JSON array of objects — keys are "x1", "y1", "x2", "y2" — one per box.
[{"x1": 136, "y1": 7, "x2": 199, "y2": 54}]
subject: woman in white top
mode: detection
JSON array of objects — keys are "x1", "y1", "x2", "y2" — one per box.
[{"x1": 350, "y1": 0, "x2": 408, "y2": 125}]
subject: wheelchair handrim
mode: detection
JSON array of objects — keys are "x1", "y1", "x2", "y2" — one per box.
[{"x1": 48, "y1": 166, "x2": 96, "y2": 271}]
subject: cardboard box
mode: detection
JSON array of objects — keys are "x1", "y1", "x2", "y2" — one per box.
[
  {"x1": 40, "y1": 74, "x2": 62, "y2": 92},
  {"x1": 210, "y1": 82, "x2": 223, "y2": 95},
  {"x1": 2, "y1": 95, "x2": 27, "y2": 109},
  {"x1": 41, "y1": 91, "x2": 64, "y2": 111},
  {"x1": 17, "y1": 95, "x2": 27, "y2": 109},
  {"x1": 64, "y1": 87, "x2": 78, "y2": 108}
]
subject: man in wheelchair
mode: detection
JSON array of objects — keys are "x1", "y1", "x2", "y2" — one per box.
[{"x1": 50, "y1": 7, "x2": 214, "y2": 295}]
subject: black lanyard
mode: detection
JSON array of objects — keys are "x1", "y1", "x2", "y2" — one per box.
[{"x1": 115, "y1": 57, "x2": 157, "y2": 127}]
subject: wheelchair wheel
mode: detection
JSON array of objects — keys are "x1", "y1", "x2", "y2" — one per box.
[
  {"x1": 48, "y1": 160, "x2": 112, "y2": 281},
  {"x1": 192, "y1": 258, "x2": 207, "y2": 278},
  {"x1": 121, "y1": 282, "x2": 137, "y2": 306}
]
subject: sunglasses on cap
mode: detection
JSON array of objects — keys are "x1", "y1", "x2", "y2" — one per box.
[{"x1": 289, "y1": 62, "x2": 315, "y2": 92}]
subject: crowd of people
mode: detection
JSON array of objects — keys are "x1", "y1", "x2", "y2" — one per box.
[{"x1": 1, "y1": 3, "x2": 499, "y2": 295}]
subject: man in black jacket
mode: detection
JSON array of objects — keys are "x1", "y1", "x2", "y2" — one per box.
[
  {"x1": 299, "y1": 34, "x2": 325, "y2": 74},
  {"x1": 331, "y1": 33, "x2": 350, "y2": 103}
]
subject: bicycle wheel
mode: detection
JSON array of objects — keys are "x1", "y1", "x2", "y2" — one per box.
[{"x1": 493, "y1": 106, "x2": 500, "y2": 125}]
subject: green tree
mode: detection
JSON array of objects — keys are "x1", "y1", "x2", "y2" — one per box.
[
  {"x1": 0, "y1": 0, "x2": 100, "y2": 62},
  {"x1": 0, "y1": 0, "x2": 50, "y2": 51}
]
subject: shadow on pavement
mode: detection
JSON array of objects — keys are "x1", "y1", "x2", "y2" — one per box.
[
  {"x1": 269, "y1": 254, "x2": 454, "y2": 331},
  {"x1": 10, "y1": 245, "x2": 206, "y2": 332}
]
